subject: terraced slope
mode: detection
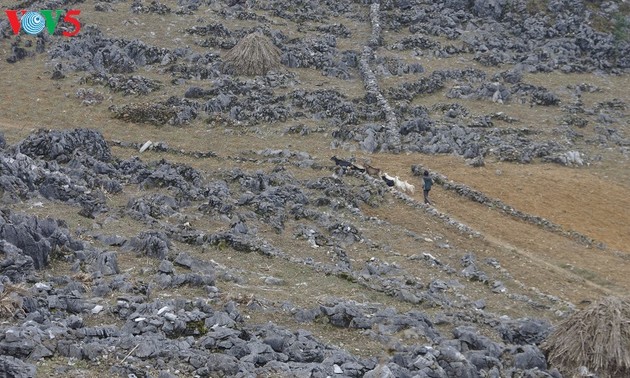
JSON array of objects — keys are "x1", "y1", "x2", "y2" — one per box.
[{"x1": 0, "y1": 0, "x2": 628, "y2": 377}]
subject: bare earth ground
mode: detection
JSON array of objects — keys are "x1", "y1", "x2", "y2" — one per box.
[{"x1": 0, "y1": 0, "x2": 629, "y2": 374}]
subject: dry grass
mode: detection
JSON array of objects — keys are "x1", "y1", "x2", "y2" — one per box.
[
  {"x1": 420, "y1": 156, "x2": 630, "y2": 251},
  {"x1": 1, "y1": 0, "x2": 630, "y2": 367},
  {"x1": 223, "y1": 33, "x2": 282, "y2": 76},
  {"x1": 525, "y1": 0, "x2": 548, "y2": 15},
  {"x1": 0, "y1": 284, "x2": 28, "y2": 318},
  {"x1": 541, "y1": 296, "x2": 630, "y2": 378}
]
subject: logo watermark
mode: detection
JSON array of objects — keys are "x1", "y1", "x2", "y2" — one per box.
[{"x1": 5, "y1": 10, "x2": 81, "y2": 37}]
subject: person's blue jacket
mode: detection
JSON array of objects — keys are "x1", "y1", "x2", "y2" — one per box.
[{"x1": 423, "y1": 176, "x2": 433, "y2": 191}]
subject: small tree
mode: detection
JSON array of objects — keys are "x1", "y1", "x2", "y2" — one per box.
[{"x1": 223, "y1": 32, "x2": 281, "y2": 76}]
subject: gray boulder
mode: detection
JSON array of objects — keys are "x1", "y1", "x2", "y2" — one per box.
[
  {"x1": 0, "y1": 212, "x2": 64, "y2": 270},
  {"x1": 126, "y1": 231, "x2": 171, "y2": 259},
  {"x1": 91, "y1": 251, "x2": 120, "y2": 276},
  {"x1": 205, "y1": 353, "x2": 240, "y2": 375},
  {"x1": 512, "y1": 345, "x2": 547, "y2": 370},
  {"x1": 498, "y1": 318, "x2": 552, "y2": 345},
  {"x1": 0, "y1": 355, "x2": 36, "y2": 378},
  {"x1": 18, "y1": 128, "x2": 112, "y2": 163},
  {"x1": 0, "y1": 241, "x2": 35, "y2": 283}
]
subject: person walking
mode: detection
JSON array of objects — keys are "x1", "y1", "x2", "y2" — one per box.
[{"x1": 422, "y1": 170, "x2": 433, "y2": 205}]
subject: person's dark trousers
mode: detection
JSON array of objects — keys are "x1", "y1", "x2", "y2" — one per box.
[{"x1": 423, "y1": 190, "x2": 431, "y2": 204}]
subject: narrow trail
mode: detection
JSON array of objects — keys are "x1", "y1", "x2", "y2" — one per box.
[
  {"x1": 429, "y1": 188, "x2": 628, "y2": 294},
  {"x1": 356, "y1": 152, "x2": 629, "y2": 293},
  {"x1": 395, "y1": 187, "x2": 617, "y2": 296},
  {"x1": 480, "y1": 233, "x2": 615, "y2": 296}
]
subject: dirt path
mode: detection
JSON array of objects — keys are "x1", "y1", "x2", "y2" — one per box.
[
  {"x1": 429, "y1": 180, "x2": 629, "y2": 292},
  {"x1": 358, "y1": 153, "x2": 630, "y2": 297},
  {"x1": 425, "y1": 158, "x2": 630, "y2": 252},
  {"x1": 362, "y1": 202, "x2": 611, "y2": 304}
]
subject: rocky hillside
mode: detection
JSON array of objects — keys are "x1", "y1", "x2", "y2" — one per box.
[{"x1": 0, "y1": 0, "x2": 629, "y2": 377}]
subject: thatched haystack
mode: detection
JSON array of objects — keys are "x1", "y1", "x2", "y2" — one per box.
[
  {"x1": 541, "y1": 296, "x2": 630, "y2": 378},
  {"x1": 223, "y1": 32, "x2": 281, "y2": 76}
]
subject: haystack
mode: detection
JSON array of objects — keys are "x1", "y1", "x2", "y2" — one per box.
[
  {"x1": 541, "y1": 296, "x2": 630, "y2": 377},
  {"x1": 223, "y1": 32, "x2": 281, "y2": 76}
]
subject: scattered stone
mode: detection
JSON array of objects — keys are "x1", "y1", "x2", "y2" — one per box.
[
  {"x1": 76, "y1": 88, "x2": 105, "y2": 106},
  {"x1": 110, "y1": 98, "x2": 198, "y2": 126},
  {"x1": 126, "y1": 231, "x2": 171, "y2": 260},
  {"x1": 2, "y1": 2, "x2": 625, "y2": 375},
  {"x1": 81, "y1": 73, "x2": 162, "y2": 96},
  {"x1": 18, "y1": 128, "x2": 112, "y2": 163},
  {"x1": 0, "y1": 355, "x2": 36, "y2": 378}
]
